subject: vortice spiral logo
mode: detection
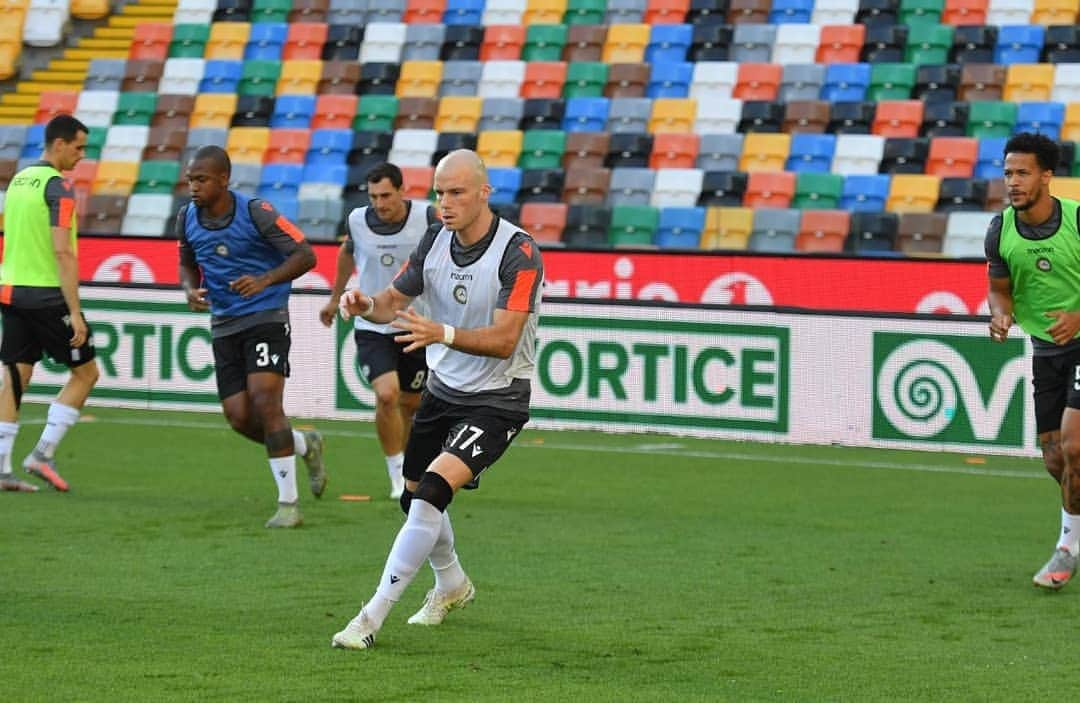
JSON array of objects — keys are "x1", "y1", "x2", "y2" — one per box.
[{"x1": 872, "y1": 333, "x2": 1028, "y2": 447}]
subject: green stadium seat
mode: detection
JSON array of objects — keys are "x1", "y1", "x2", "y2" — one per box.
[
  {"x1": 898, "y1": 0, "x2": 944, "y2": 26},
  {"x1": 565, "y1": 0, "x2": 607, "y2": 24},
  {"x1": 966, "y1": 101, "x2": 1016, "y2": 139},
  {"x1": 239, "y1": 60, "x2": 283, "y2": 96},
  {"x1": 84, "y1": 127, "x2": 107, "y2": 161},
  {"x1": 134, "y1": 160, "x2": 181, "y2": 194},
  {"x1": 113, "y1": 92, "x2": 157, "y2": 126},
  {"x1": 609, "y1": 205, "x2": 659, "y2": 246},
  {"x1": 793, "y1": 172, "x2": 844, "y2": 210},
  {"x1": 169, "y1": 24, "x2": 210, "y2": 58},
  {"x1": 867, "y1": 63, "x2": 916, "y2": 101},
  {"x1": 519, "y1": 130, "x2": 566, "y2": 169},
  {"x1": 523, "y1": 24, "x2": 569, "y2": 62},
  {"x1": 564, "y1": 62, "x2": 608, "y2": 98},
  {"x1": 354, "y1": 95, "x2": 398, "y2": 132},
  {"x1": 252, "y1": 0, "x2": 293, "y2": 22},
  {"x1": 904, "y1": 24, "x2": 953, "y2": 65}
]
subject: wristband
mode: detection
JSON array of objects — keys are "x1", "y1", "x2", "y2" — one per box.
[
  {"x1": 442, "y1": 323, "x2": 455, "y2": 346},
  {"x1": 361, "y1": 296, "x2": 375, "y2": 318}
]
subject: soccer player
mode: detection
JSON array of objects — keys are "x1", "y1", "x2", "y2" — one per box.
[
  {"x1": 177, "y1": 145, "x2": 327, "y2": 528},
  {"x1": 986, "y1": 132, "x2": 1080, "y2": 589},
  {"x1": 318, "y1": 162, "x2": 438, "y2": 499},
  {"x1": 0, "y1": 114, "x2": 100, "y2": 493},
  {"x1": 330, "y1": 149, "x2": 544, "y2": 649}
]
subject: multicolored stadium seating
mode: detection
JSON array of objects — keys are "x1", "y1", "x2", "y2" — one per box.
[{"x1": 1, "y1": 0, "x2": 1079, "y2": 254}]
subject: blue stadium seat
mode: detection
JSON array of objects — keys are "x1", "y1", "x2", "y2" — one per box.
[
  {"x1": 274, "y1": 196, "x2": 300, "y2": 222},
  {"x1": 245, "y1": 23, "x2": 288, "y2": 61},
  {"x1": 770, "y1": 0, "x2": 815, "y2": 23},
  {"x1": 994, "y1": 25, "x2": 1045, "y2": 65},
  {"x1": 1014, "y1": 102, "x2": 1065, "y2": 141},
  {"x1": 645, "y1": 24, "x2": 693, "y2": 64},
  {"x1": 20, "y1": 124, "x2": 45, "y2": 159},
  {"x1": 270, "y1": 95, "x2": 316, "y2": 128},
  {"x1": 488, "y1": 167, "x2": 522, "y2": 204},
  {"x1": 647, "y1": 62, "x2": 693, "y2": 98},
  {"x1": 840, "y1": 174, "x2": 891, "y2": 212},
  {"x1": 563, "y1": 97, "x2": 610, "y2": 132},
  {"x1": 444, "y1": 0, "x2": 485, "y2": 24},
  {"x1": 974, "y1": 137, "x2": 1007, "y2": 180},
  {"x1": 199, "y1": 60, "x2": 243, "y2": 93},
  {"x1": 821, "y1": 63, "x2": 871, "y2": 103},
  {"x1": 655, "y1": 206, "x2": 705, "y2": 248},
  {"x1": 302, "y1": 162, "x2": 348, "y2": 185},
  {"x1": 306, "y1": 129, "x2": 353, "y2": 166},
  {"x1": 786, "y1": 134, "x2": 837, "y2": 173},
  {"x1": 257, "y1": 163, "x2": 305, "y2": 201}
]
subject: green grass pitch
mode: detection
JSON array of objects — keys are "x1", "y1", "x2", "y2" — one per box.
[{"x1": 0, "y1": 403, "x2": 1071, "y2": 702}]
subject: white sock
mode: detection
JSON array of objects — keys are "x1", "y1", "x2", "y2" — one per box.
[
  {"x1": 386, "y1": 452, "x2": 404, "y2": 491},
  {"x1": 269, "y1": 456, "x2": 298, "y2": 504},
  {"x1": 292, "y1": 429, "x2": 307, "y2": 457},
  {"x1": 365, "y1": 499, "x2": 443, "y2": 629},
  {"x1": 429, "y1": 510, "x2": 467, "y2": 595},
  {"x1": 1057, "y1": 508, "x2": 1080, "y2": 556},
  {"x1": 36, "y1": 402, "x2": 80, "y2": 459},
  {"x1": 0, "y1": 421, "x2": 18, "y2": 474}
]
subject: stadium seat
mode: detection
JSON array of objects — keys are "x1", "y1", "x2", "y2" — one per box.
[
  {"x1": 943, "y1": 210, "x2": 994, "y2": 256},
  {"x1": 562, "y1": 203, "x2": 611, "y2": 248},
  {"x1": 76, "y1": 90, "x2": 120, "y2": 128},
  {"x1": 650, "y1": 133, "x2": 699, "y2": 169},
  {"x1": 966, "y1": 100, "x2": 1016, "y2": 138},
  {"x1": 959, "y1": 63, "x2": 1006, "y2": 103},
  {"x1": 654, "y1": 207, "x2": 705, "y2": 248},
  {"x1": 694, "y1": 97, "x2": 743, "y2": 135},
  {"x1": 905, "y1": 23, "x2": 953, "y2": 65},
  {"x1": 251, "y1": 0, "x2": 291, "y2": 21},
  {"x1": 0, "y1": 126, "x2": 27, "y2": 162},
  {"x1": 817, "y1": 24, "x2": 865, "y2": 64},
  {"x1": 357, "y1": 63, "x2": 400, "y2": 96},
  {"x1": 773, "y1": 25, "x2": 821, "y2": 65},
  {"x1": 607, "y1": 167, "x2": 655, "y2": 206},
  {"x1": 272, "y1": 95, "x2": 318, "y2": 128},
  {"x1": 174, "y1": 0, "x2": 215, "y2": 24},
  {"x1": 937, "y1": 177, "x2": 988, "y2": 211},
  {"x1": 731, "y1": 23, "x2": 776, "y2": 64},
  {"x1": 602, "y1": 24, "x2": 650, "y2": 64},
  {"x1": 101, "y1": 125, "x2": 149, "y2": 162},
  {"x1": 728, "y1": 0, "x2": 772, "y2": 22},
  {"x1": 257, "y1": 163, "x2": 303, "y2": 201},
  {"x1": 973, "y1": 136, "x2": 1007, "y2": 179},
  {"x1": 23, "y1": 0, "x2": 68, "y2": 47},
  {"x1": 772, "y1": 0, "x2": 815, "y2": 22},
  {"x1": 914, "y1": 64, "x2": 961, "y2": 104},
  {"x1": 277, "y1": 60, "x2": 322, "y2": 94},
  {"x1": 244, "y1": 22, "x2": 286, "y2": 61},
  {"x1": 743, "y1": 171, "x2": 796, "y2": 208},
  {"x1": 526, "y1": 0, "x2": 569, "y2": 23},
  {"x1": 517, "y1": 167, "x2": 564, "y2": 203},
  {"x1": 84, "y1": 59, "x2": 126, "y2": 91},
  {"x1": 134, "y1": 160, "x2": 181, "y2": 195},
  {"x1": 72, "y1": 0, "x2": 110, "y2": 20},
  {"x1": 779, "y1": 64, "x2": 826, "y2": 103},
  {"x1": 686, "y1": 0, "x2": 729, "y2": 24},
  {"x1": 872, "y1": 100, "x2": 924, "y2": 138},
  {"x1": 226, "y1": 127, "x2": 271, "y2": 164},
  {"x1": 284, "y1": 22, "x2": 328, "y2": 60},
  {"x1": 647, "y1": 62, "x2": 693, "y2": 99},
  {"x1": 1015, "y1": 101, "x2": 1064, "y2": 140},
  {"x1": 795, "y1": 209, "x2": 851, "y2": 252},
  {"x1": 1032, "y1": 0, "x2": 1077, "y2": 23},
  {"x1": 519, "y1": 202, "x2": 567, "y2": 244},
  {"x1": 786, "y1": 134, "x2": 836, "y2": 173},
  {"x1": 746, "y1": 207, "x2": 798, "y2": 252},
  {"x1": 563, "y1": 24, "x2": 607, "y2": 63},
  {"x1": 480, "y1": 61, "x2": 526, "y2": 98},
  {"x1": 649, "y1": 98, "x2": 696, "y2": 133},
  {"x1": 121, "y1": 60, "x2": 164, "y2": 93},
  {"x1": 264, "y1": 128, "x2": 310, "y2": 163},
  {"x1": 523, "y1": 62, "x2": 569, "y2": 100},
  {"x1": 827, "y1": 101, "x2": 876, "y2": 134},
  {"x1": 995, "y1": 24, "x2": 1045, "y2": 64},
  {"x1": 867, "y1": 63, "x2": 916, "y2": 102},
  {"x1": 793, "y1": 171, "x2": 844, "y2": 209},
  {"x1": 114, "y1": 92, "x2": 157, "y2": 127},
  {"x1": 360, "y1": 22, "x2": 406, "y2": 63},
  {"x1": 477, "y1": 130, "x2": 524, "y2": 167},
  {"x1": 561, "y1": 166, "x2": 611, "y2": 205},
  {"x1": 840, "y1": 173, "x2": 891, "y2": 211},
  {"x1": 783, "y1": 100, "x2": 831, "y2": 133},
  {"x1": 696, "y1": 134, "x2": 743, "y2": 172},
  {"x1": 1063, "y1": 104, "x2": 1080, "y2": 143},
  {"x1": 652, "y1": 168, "x2": 704, "y2": 206},
  {"x1": 485, "y1": 0, "x2": 526, "y2": 23},
  {"x1": 121, "y1": 193, "x2": 173, "y2": 237},
  {"x1": 130, "y1": 23, "x2": 172, "y2": 61},
  {"x1": 689, "y1": 22, "x2": 733, "y2": 61},
  {"x1": 563, "y1": 132, "x2": 610, "y2": 170},
  {"x1": 699, "y1": 170, "x2": 748, "y2": 206},
  {"x1": 856, "y1": 0, "x2": 902, "y2": 24},
  {"x1": 317, "y1": 60, "x2": 360, "y2": 93},
  {"x1": 296, "y1": 197, "x2": 343, "y2": 241},
  {"x1": 92, "y1": 162, "x2": 139, "y2": 196},
  {"x1": 479, "y1": 97, "x2": 525, "y2": 131},
  {"x1": 921, "y1": 100, "x2": 968, "y2": 138},
  {"x1": 523, "y1": 24, "x2": 567, "y2": 62},
  {"x1": 323, "y1": 27, "x2": 362, "y2": 62},
  {"x1": 181, "y1": 127, "x2": 228, "y2": 166},
  {"x1": 1004, "y1": 63, "x2": 1055, "y2": 102},
  {"x1": 1052, "y1": 65, "x2": 1080, "y2": 104},
  {"x1": 943, "y1": 0, "x2": 988, "y2": 23},
  {"x1": 887, "y1": 173, "x2": 940, "y2": 212},
  {"x1": 926, "y1": 137, "x2": 977, "y2": 177},
  {"x1": 393, "y1": 61, "x2": 440, "y2": 99},
  {"x1": 81, "y1": 195, "x2": 129, "y2": 235},
  {"x1": 700, "y1": 206, "x2": 753, "y2": 249},
  {"x1": 288, "y1": 0, "x2": 330, "y2": 22},
  {"x1": 439, "y1": 61, "x2": 483, "y2": 97},
  {"x1": 733, "y1": 63, "x2": 782, "y2": 101},
  {"x1": 563, "y1": 62, "x2": 606, "y2": 100},
  {"x1": 480, "y1": 26, "x2": 524, "y2": 63},
  {"x1": 646, "y1": 24, "x2": 693, "y2": 64},
  {"x1": 347, "y1": 133, "x2": 393, "y2": 173},
  {"x1": 207, "y1": 21, "x2": 250, "y2": 60},
  {"x1": 605, "y1": 63, "x2": 650, "y2": 99},
  {"x1": 436, "y1": 96, "x2": 482, "y2": 132},
  {"x1": 405, "y1": 0, "x2": 446, "y2": 22},
  {"x1": 821, "y1": 63, "x2": 871, "y2": 103},
  {"x1": 68, "y1": 159, "x2": 98, "y2": 199},
  {"x1": 896, "y1": 211, "x2": 947, "y2": 253},
  {"x1": 846, "y1": 211, "x2": 899, "y2": 253},
  {"x1": 607, "y1": 98, "x2": 652, "y2": 133},
  {"x1": 200, "y1": 60, "x2": 243, "y2": 94},
  {"x1": 880, "y1": 137, "x2": 929, "y2": 173},
  {"x1": 169, "y1": 23, "x2": 209, "y2": 58},
  {"x1": 158, "y1": 58, "x2": 204, "y2": 96},
  {"x1": 609, "y1": 205, "x2": 659, "y2": 247},
  {"x1": 951, "y1": 25, "x2": 997, "y2": 63},
  {"x1": 562, "y1": 97, "x2": 609, "y2": 132},
  {"x1": 487, "y1": 167, "x2": 523, "y2": 205},
  {"x1": 740, "y1": 133, "x2": 790, "y2": 172},
  {"x1": 191, "y1": 93, "x2": 238, "y2": 129},
  {"x1": 229, "y1": 97, "x2": 276, "y2": 129},
  {"x1": 143, "y1": 127, "x2": 188, "y2": 162},
  {"x1": 401, "y1": 24, "x2": 443, "y2": 62},
  {"x1": 520, "y1": 130, "x2": 566, "y2": 169}
]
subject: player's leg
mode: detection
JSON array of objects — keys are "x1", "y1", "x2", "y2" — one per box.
[
  {"x1": 1032, "y1": 354, "x2": 1078, "y2": 589},
  {"x1": 21, "y1": 307, "x2": 98, "y2": 492},
  {"x1": 371, "y1": 371, "x2": 406, "y2": 498},
  {"x1": 0, "y1": 349, "x2": 38, "y2": 492}
]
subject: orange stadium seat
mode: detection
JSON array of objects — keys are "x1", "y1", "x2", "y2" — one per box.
[
  {"x1": 645, "y1": 0, "x2": 690, "y2": 23},
  {"x1": 519, "y1": 202, "x2": 567, "y2": 243},
  {"x1": 650, "y1": 133, "x2": 700, "y2": 169},
  {"x1": 401, "y1": 166, "x2": 434, "y2": 199},
  {"x1": 872, "y1": 101, "x2": 924, "y2": 138},
  {"x1": 521, "y1": 62, "x2": 568, "y2": 99},
  {"x1": 265, "y1": 129, "x2": 311, "y2": 164},
  {"x1": 743, "y1": 171, "x2": 796, "y2": 208},
  {"x1": 311, "y1": 94, "x2": 357, "y2": 130},
  {"x1": 481, "y1": 25, "x2": 525, "y2": 61},
  {"x1": 733, "y1": 63, "x2": 782, "y2": 101},
  {"x1": 283, "y1": 22, "x2": 328, "y2": 60},
  {"x1": 796, "y1": 210, "x2": 850, "y2": 252},
  {"x1": 941, "y1": 0, "x2": 988, "y2": 24},
  {"x1": 926, "y1": 137, "x2": 978, "y2": 178},
  {"x1": 35, "y1": 91, "x2": 78, "y2": 124},
  {"x1": 816, "y1": 25, "x2": 865, "y2": 64},
  {"x1": 129, "y1": 23, "x2": 172, "y2": 61}
]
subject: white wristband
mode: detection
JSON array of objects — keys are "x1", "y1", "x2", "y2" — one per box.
[
  {"x1": 442, "y1": 324, "x2": 455, "y2": 346},
  {"x1": 361, "y1": 296, "x2": 375, "y2": 319}
]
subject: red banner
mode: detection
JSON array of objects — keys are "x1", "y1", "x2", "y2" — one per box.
[{"x1": 0, "y1": 236, "x2": 989, "y2": 315}]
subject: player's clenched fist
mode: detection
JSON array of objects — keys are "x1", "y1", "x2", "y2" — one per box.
[{"x1": 339, "y1": 289, "x2": 375, "y2": 321}]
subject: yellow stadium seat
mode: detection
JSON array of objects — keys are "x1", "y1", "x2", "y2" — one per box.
[
  {"x1": 1031, "y1": 0, "x2": 1078, "y2": 24},
  {"x1": 887, "y1": 174, "x2": 940, "y2": 213},
  {"x1": 71, "y1": 0, "x2": 110, "y2": 19},
  {"x1": 524, "y1": 0, "x2": 567, "y2": 23},
  {"x1": 1062, "y1": 102, "x2": 1080, "y2": 143},
  {"x1": 739, "y1": 133, "x2": 791, "y2": 172},
  {"x1": 1003, "y1": 63, "x2": 1055, "y2": 102},
  {"x1": 648, "y1": 98, "x2": 696, "y2": 134},
  {"x1": 477, "y1": 130, "x2": 524, "y2": 167},
  {"x1": 1051, "y1": 177, "x2": 1080, "y2": 200},
  {"x1": 602, "y1": 24, "x2": 650, "y2": 63},
  {"x1": 206, "y1": 22, "x2": 251, "y2": 60},
  {"x1": 396, "y1": 61, "x2": 443, "y2": 98},
  {"x1": 91, "y1": 161, "x2": 139, "y2": 195},
  {"x1": 276, "y1": 60, "x2": 322, "y2": 95},
  {"x1": 435, "y1": 96, "x2": 482, "y2": 133},
  {"x1": 190, "y1": 93, "x2": 238, "y2": 128},
  {"x1": 701, "y1": 207, "x2": 753, "y2": 249},
  {"x1": 226, "y1": 127, "x2": 271, "y2": 164}
]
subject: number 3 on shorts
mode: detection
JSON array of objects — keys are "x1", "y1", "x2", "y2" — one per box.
[{"x1": 256, "y1": 342, "x2": 270, "y2": 367}]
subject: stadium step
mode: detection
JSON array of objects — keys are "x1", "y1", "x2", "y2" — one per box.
[
  {"x1": 120, "y1": 5, "x2": 177, "y2": 17},
  {"x1": 50, "y1": 60, "x2": 91, "y2": 73},
  {"x1": 79, "y1": 38, "x2": 133, "y2": 51},
  {"x1": 13, "y1": 82, "x2": 82, "y2": 94},
  {"x1": 1, "y1": 94, "x2": 42, "y2": 107},
  {"x1": 96, "y1": 27, "x2": 135, "y2": 40},
  {"x1": 63, "y1": 48, "x2": 128, "y2": 60},
  {"x1": 0, "y1": 106, "x2": 35, "y2": 121},
  {"x1": 32, "y1": 71, "x2": 87, "y2": 84}
]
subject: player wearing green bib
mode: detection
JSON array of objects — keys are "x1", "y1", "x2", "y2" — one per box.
[
  {"x1": 986, "y1": 133, "x2": 1080, "y2": 590},
  {"x1": 0, "y1": 115, "x2": 100, "y2": 493}
]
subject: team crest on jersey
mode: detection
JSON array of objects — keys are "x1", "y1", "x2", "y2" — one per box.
[
  {"x1": 380, "y1": 253, "x2": 395, "y2": 266},
  {"x1": 1037, "y1": 257, "x2": 1052, "y2": 272},
  {"x1": 453, "y1": 284, "x2": 468, "y2": 304},
  {"x1": 215, "y1": 243, "x2": 229, "y2": 257}
]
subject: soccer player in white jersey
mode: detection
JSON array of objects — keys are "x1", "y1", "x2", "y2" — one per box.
[
  {"x1": 330, "y1": 149, "x2": 544, "y2": 650},
  {"x1": 319, "y1": 163, "x2": 439, "y2": 499}
]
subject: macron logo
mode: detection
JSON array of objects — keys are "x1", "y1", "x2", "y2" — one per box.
[
  {"x1": 471, "y1": 445, "x2": 483, "y2": 458},
  {"x1": 271, "y1": 354, "x2": 280, "y2": 365},
  {"x1": 390, "y1": 575, "x2": 400, "y2": 584}
]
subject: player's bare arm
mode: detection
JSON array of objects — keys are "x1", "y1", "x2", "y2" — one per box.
[
  {"x1": 179, "y1": 258, "x2": 209, "y2": 312},
  {"x1": 988, "y1": 276, "x2": 1014, "y2": 343},
  {"x1": 392, "y1": 307, "x2": 529, "y2": 359},
  {"x1": 339, "y1": 286, "x2": 414, "y2": 324},
  {"x1": 320, "y1": 241, "x2": 355, "y2": 327},
  {"x1": 50, "y1": 224, "x2": 86, "y2": 347},
  {"x1": 230, "y1": 240, "x2": 316, "y2": 298}
]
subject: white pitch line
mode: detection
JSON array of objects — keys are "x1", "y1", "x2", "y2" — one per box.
[{"x1": 57, "y1": 414, "x2": 1045, "y2": 481}]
